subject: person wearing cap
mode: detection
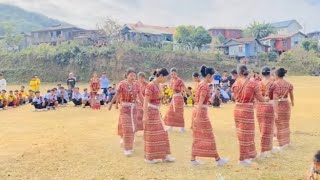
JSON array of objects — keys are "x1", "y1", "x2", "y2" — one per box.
[
  {"x1": 256, "y1": 66, "x2": 277, "y2": 159},
  {"x1": 0, "y1": 73, "x2": 7, "y2": 92}
]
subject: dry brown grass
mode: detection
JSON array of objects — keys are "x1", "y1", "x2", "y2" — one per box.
[{"x1": 0, "y1": 76, "x2": 319, "y2": 180}]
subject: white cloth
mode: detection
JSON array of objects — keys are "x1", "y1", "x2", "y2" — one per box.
[
  {"x1": 32, "y1": 96, "x2": 44, "y2": 105},
  {"x1": 0, "y1": 79, "x2": 7, "y2": 91},
  {"x1": 82, "y1": 93, "x2": 90, "y2": 101},
  {"x1": 72, "y1": 92, "x2": 82, "y2": 100}
]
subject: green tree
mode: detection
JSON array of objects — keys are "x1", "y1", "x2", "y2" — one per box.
[
  {"x1": 174, "y1": 25, "x2": 212, "y2": 50},
  {"x1": 245, "y1": 21, "x2": 276, "y2": 39},
  {"x1": 302, "y1": 39, "x2": 319, "y2": 51},
  {"x1": 0, "y1": 22, "x2": 23, "y2": 51},
  {"x1": 96, "y1": 17, "x2": 122, "y2": 44}
]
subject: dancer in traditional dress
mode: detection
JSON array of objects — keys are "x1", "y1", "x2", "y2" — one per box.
[
  {"x1": 109, "y1": 68, "x2": 143, "y2": 157},
  {"x1": 143, "y1": 68, "x2": 175, "y2": 164},
  {"x1": 136, "y1": 72, "x2": 149, "y2": 132},
  {"x1": 232, "y1": 65, "x2": 269, "y2": 166},
  {"x1": 256, "y1": 66, "x2": 277, "y2": 158},
  {"x1": 89, "y1": 73, "x2": 101, "y2": 105},
  {"x1": 191, "y1": 72, "x2": 201, "y2": 129},
  {"x1": 191, "y1": 65, "x2": 229, "y2": 166},
  {"x1": 273, "y1": 68, "x2": 294, "y2": 151},
  {"x1": 164, "y1": 68, "x2": 186, "y2": 132}
]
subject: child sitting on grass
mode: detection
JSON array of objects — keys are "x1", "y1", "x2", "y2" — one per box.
[
  {"x1": 46, "y1": 89, "x2": 58, "y2": 110},
  {"x1": 0, "y1": 90, "x2": 6, "y2": 110},
  {"x1": 212, "y1": 88, "x2": 222, "y2": 108},
  {"x1": 72, "y1": 87, "x2": 82, "y2": 106},
  {"x1": 82, "y1": 88, "x2": 91, "y2": 108},
  {"x1": 14, "y1": 90, "x2": 21, "y2": 107},
  {"x1": 32, "y1": 91, "x2": 46, "y2": 111},
  {"x1": 307, "y1": 150, "x2": 320, "y2": 180},
  {"x1": 28, "y1": 90, "x2": 34, "y2": 103},
  {"x1": 7, "y1": 90, "x2": 16, "y2": 108}
]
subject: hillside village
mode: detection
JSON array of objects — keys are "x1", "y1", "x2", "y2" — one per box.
[{"x1": 6, "y1": 19, "x2": 320, "y2": 62}]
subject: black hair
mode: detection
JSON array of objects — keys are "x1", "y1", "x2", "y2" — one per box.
[
  {"x1": 47, "y1": 90, "x2": 50, "y2": 93},
  {"x1": 170, "y1": 68, "x2": 177, "y2": 73},
  {"x1": 35, "y1": 91, "x2": 40, "y2": 94},
  {"x1": 153, "y1": 68, "x2": 169, "y2": 77},
  {"x1": 149, "y1": 76, "x2": 155, "y2": 82},
  {"x1": 237, "y1": 65, "x2": 249, "y2": 76},
  {"x1": 314, "y1": 150, "x2": 320, "y2": 162},
  {"x1": 125, "y1": 68, "x2": 136, "y2": 78},
  {"x1": 1, "y1": 90, "x2": 6, "y2": 93},
  {"x1": 0, "y1": 73, "x2": 3, "y2": 76},
  {"x1": 187, "y1": 87, "x2": 192, "y2": 90},
  {"x1": 137, "y1": 72, "x2": 146, "y2": 78},
  {"x1": 275, "y1": 68, "x2": 287, "y2": 78},
  {"x1": 192, "y1": 72, "x2": 200, "y2": 78},
  {"x1": 261, "y1": 66, "x2": 271, "y2": 76},
  {"x1": 231, "y1": 69, "x2": 237, "y2": 75},
  {"x1": 14, "y1": 90, "x2": 19, "y2": 92},
  {"x1": 200, "y1": 65, "x2": 215, "y2": 77},
  {"x1": 9, "y1": 90, "x2": 13, "y2": 93}
]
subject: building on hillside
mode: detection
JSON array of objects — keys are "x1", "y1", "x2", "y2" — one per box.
[
  {"x1": 260, "y1": 31, "x2": 307, "y2": 54},
  {"x1": 30, "y1": 24, "x2": 84, "y2": 45},
  {"x1": 73, "y1": 30, "x2": 107, "y2": 46},
  {"x1": 307, "y1": 31, "x2": 320, "y2": 42},
  {"x1": 19, "y1": 33, "x2": 32, "y2": 49},
  {"x1": 270, "y1": 20, "x2": 303, "y2": 35},
  {"x1": 120, "y1": 21, "x2": 175, "y2": 43},
  {"x1": 217, "y1": 38, "x2": 269, "y2": 61},
  {"x1": 208, "y1": 27, "x2": 243, "y2": 39}
]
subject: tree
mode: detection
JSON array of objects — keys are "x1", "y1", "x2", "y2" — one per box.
[
  {"x1": 174, "y1": 25, "x2": 212, "y2": 50},
  {"x1": 0, "y1": 22, "x2": 23, "y2": 51},
  {"x1": 96, "y1": 17, "x2": 122, "y2": 44},
  {"x1": 245, "y1": 21, "x2": 276, "y2": 39},
  {"x1": 302, "y1": 39, "x2": 319, "y2": 51}
]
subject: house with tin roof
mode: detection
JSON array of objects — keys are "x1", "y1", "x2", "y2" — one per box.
[
  {"x1": 120, "y1": 21, "x2": 175, "y2": 43},
  {"x1": 270, "y1": 20, "x2": 303, "y2": 35},
  {"x1": 208, "y1": 27, "x2": 243, "y2": 39},
  {"x1": 217, "y1": 38, "x2": 269, "y2": 60},
  {"x1": 260, "y1": 31, "x2": 307, "y2": 54}
]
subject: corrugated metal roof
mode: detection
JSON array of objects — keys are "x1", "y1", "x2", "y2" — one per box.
[
  {"x1": 32, "y1": 25, "x2": 84, "y2": 33},
  {"x1": 126, "y1": 22, "x2": 175, "y2": 35},
  {"x1": 260, "y1": 31, "x2": 307, "y2": 40},
  {"x1": 271, "y1": 20, "x2": 297, "y2": 28}
]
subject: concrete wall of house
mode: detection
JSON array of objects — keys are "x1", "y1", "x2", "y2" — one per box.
[
  {"x1": 276, "y1": 22, "x2": 301, "y2": 35},
  {"x1": 225, "y1": 30, "x2": 243, "y2": 39},
  {"x1": 290, "y1": 33, "x2": 305, "y2": 48}
]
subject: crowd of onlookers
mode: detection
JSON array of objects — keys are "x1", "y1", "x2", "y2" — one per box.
[{"x1": 0, "y1": 72, "x2": 117, "y2": 111}]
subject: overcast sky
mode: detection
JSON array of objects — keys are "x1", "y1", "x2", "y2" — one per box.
[{"x1": 1, "y1": 0, "x2": 320, "y2": 32}]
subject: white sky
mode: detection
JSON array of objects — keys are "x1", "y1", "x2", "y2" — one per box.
[{"x1": 1, "y1": 0, "x2": 320, "y2": 32}]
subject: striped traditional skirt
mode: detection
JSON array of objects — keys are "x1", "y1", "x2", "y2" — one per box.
[
  {"x1": 192, "y1": 105, "x2": 220, "y2": 159},
  {"x1": 191, "y1": 106, "x2": 197, "y2": 129},
  {"x1": 119, "y1": 103, "x2": 137, "y2": 151},
  {"x1": 136, "y1": 102, "x2": 144, "y2": 131},
  {"x1": 256, "y1": 102, "x2": 274, "y2": 152},
  {"x1": 164, "y1": 94, "x2": 185, "y2": 127},
  {"x1": 275, "y1": 100, "x2": 291, "y2": 146},
  {"x1": 144, "y1": 104, "x2": 171, "y2": 161},
  {"x1": 234, "y1": 103, "x2": 257, "y2": 161}
]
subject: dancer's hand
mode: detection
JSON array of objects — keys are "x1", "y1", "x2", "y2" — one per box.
[{"x1": 108, "y1": 104, "x2": 112, "y2": 111}]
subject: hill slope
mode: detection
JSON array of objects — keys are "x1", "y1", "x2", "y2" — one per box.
[{"x1": 0, "y1": 4, "x2": 67, "y2": 35}]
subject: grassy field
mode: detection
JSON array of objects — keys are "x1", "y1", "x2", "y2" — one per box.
[{"x1": 0, "y1": 76, "x2": 319, "y2": 180}]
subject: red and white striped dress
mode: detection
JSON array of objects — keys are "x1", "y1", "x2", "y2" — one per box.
[
  {"x1": 273, "y1": 79, "x2": 293, "y2": 146},
  {"x1": 116, "y1": 80, "x2": 141, "y2": 151},
  {"x1": 136, "y1": 80, "x2": 148, "y2": 131},
  {"x1": 232, "y1": 79, "x2": 260, "y2": 161},
  {"x1": 256, "y1": 80, "x2": 276, "y2": 152},
  {"x1": 192, "y1": 82, "x2": 220, "y2": 159},
  {"x1": 164, "y1": 77, "x2": 185, "y2": 128},
  {"x1": 144, "y1": 82, "x2": 171, "y2": 160}
]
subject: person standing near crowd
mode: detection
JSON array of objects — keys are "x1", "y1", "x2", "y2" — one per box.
[
  {"x1": 136, "y1": 72, "x2": 149, "y2": 132},
  {"x1": 191, "y1": 65, "x2": 228, "y2": 166},
  {"x1": 29, "y1": 76, "x2": 38, "y2": 92},
  {"x1": 232, "y1": 65, "x2": 270, "y2": 166},
  {"x1": 213, "y1": 70, "x2": 222, "y2": 88},
  {"x1": 0, "y1": 73, "x2": 7, "y2": 92},
  {"x1": 109, "y1": 68, "x2": 143, "y2": 157},
  {"x1": 227, "y1": 69, "x2": 238, "y2": 100},
  {"x1": 100, "y1": 72, "x2": 110, "y2": 97},
  {"x1": 273, "y1": 68, "x2": 294, "y2": 151},
  {"x1": 67, "y1": 73, "x2": 77, "y2": 89},
  {"x1": 164, "y1": 68, "x2": 187, "y2": 132},
  {"x1": 34, "y1": 75, "x2": 41, "y2": 91},
  {"x1": 256, "y1": 66, "x2": 277, "y2": 158},
  {"x1": 89, "y1": 73, "x2": 101, "y2": 105},
  {"x1": 143, "y1": 68, "x2": 175, "y2": 164}
]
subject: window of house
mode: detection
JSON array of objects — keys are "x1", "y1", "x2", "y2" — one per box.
[
  {"x1": 50, "y1": 32, "x2": 54, "y2": 37},
  {"x1": 57, "y1": 31, "x2": 62, "y2": 37},
  {"x1": 283, "y1": 40, "x2": 287, "y2": 48},
  {"x1": 239, "y1": 46, "x2": 243, "y2": 52}
]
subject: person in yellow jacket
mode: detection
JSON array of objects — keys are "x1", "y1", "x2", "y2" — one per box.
[
  {"x1": 0, "y1": 90, "x2": 7, "y2": 109},
  {"x1": 29, "y1": 76, "x2": 38, "y2": 92},
  {"x1": 7, "y1": 90, "x2": 16, "y2": 107},
  {"x1": 34, "y1": 75, "x2": 41, "y2": 91}
]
